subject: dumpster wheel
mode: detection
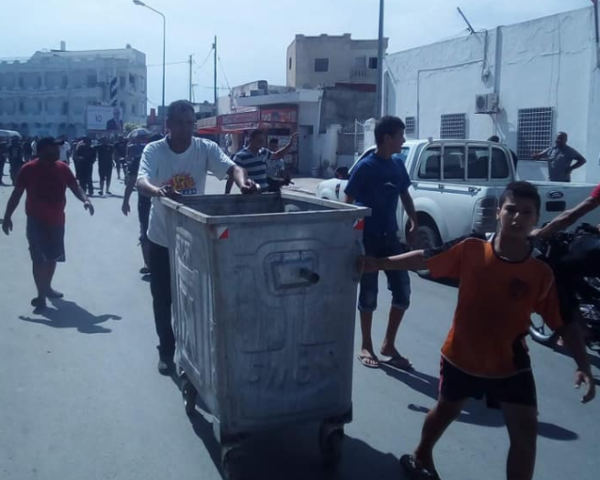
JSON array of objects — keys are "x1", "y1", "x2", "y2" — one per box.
[
  {"x1": 319, "y1": 422, "x2": 344, "y2": 468},
  {"x1": 181, "y1": 376, "x2": 197, "y2": 416}
]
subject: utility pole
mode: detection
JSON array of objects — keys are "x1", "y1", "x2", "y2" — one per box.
[
  {"x1": 213, "y1": 36, "x2": 218, "y2": 107},
  {"x1": 189, "y1": 54, "x2": 193, "y2": 102},
  {"x1": 376, "y1": 0, "x2": 384, "y2": 118}
]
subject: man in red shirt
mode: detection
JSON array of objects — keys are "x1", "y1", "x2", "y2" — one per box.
[{"x1": 2, "y1": 137, "x2": 95, "y2": 311}]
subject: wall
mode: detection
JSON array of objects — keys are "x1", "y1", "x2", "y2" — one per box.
[
  {"x1": 320, "y1": 88, "x2": 376, "y2": 132},
  {"x1": 384, "y1": 6, "x2": 600, "y2": 182}
]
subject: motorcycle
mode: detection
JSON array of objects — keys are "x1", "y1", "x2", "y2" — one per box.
[
  {"x1": 266, "y1": 175, "x2": 294, "y2": 193},
  {"x1": 529, "y1": 223, "x2": 600, "y2": 353}
]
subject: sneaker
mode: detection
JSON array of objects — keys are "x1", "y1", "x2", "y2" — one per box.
[
  {"x1": 31, "y1": 297, "x2": 47, "y2": 310},
  {"x1": 106, "y1": 191, "x2": 112, "y2": 196},
  {"x1": 98, "y1": 191, "x2": 104, "y2": 196},
  {"x1": 139, "y1": 267, "x2": 151, "y2": 275}
]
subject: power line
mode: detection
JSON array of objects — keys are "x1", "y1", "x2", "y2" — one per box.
[
  {"x1": 194, "y1": 45, "x2": 214, "y2": 72},
  {"x1": 217, "y1": 56, "x2": 231, "y2": 92},
  {"x1": 147, "y1": 60, "x2": 189, "y2": 67}
]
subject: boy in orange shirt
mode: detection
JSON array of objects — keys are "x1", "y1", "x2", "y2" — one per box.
[{"x1": 362, "y1": 181, "x2": 595, "y2": 480}]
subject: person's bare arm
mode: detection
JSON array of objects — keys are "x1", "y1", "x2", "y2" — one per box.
[
  {"x1": 345, "y1": 194, "x2": 355, "y2": 204},
  {"x1": 531, "y1": 149, "x2": 549, "y2": 160},
  {"x1": 569, "y1": 153, "x2": 587, "y2": 173},
  {"x1": 400, "y1": 191, "x2": 419, "y2": 246},
  {"x1": 228, "y1": 165, "x2": 256, "y2": 193},
  {"x1": 271, "y1": 132, "x2": 298, "y2": 160},
  {"x1": 68, "y1": 182, "x2": 94, "y2": 215},
  {"x1": 559, "y1": 322, "x2": 596, "y2": 404},
  {"x1": 362, "y1": 249, "x2": 428, "y2": 273},
  {"x1": 2, "y1": 186, "x2": 25, "y2": 235},
  {"x1": 532, "y1": 196, "x2": 600, "y2": 238},
  {"x1": 136, "y1": 177, "x2": 162, "y2": 198},
  {"x1": 225, "y1": 175, "x2": 235, "y2": 194},
  {"x1": 122, "y1": 175, "x2": 137, "y2": 215}
]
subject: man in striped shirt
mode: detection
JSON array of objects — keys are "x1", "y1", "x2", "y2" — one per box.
[{"x1": 225, "y1": 129, "x2": 297, "y2": 193}]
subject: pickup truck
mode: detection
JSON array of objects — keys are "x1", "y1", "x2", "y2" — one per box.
[{"x1": 316, "y1": 139, "x2": 600, "y2": 249}]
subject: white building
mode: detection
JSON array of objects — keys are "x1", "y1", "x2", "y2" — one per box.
[
  {"x1": 287, "y1": 34, "x2": 388, "y2": 89},
  {"x1": 0, "y1": 43, "x2": 147, "y2": 138},
  {"x1": 384, "y1": 6, "x2": 600, "y2": 183}
]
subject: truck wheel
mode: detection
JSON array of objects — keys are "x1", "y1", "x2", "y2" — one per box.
[{"x1": 416, "y1": 223, "x2": 441, "y2": 250}]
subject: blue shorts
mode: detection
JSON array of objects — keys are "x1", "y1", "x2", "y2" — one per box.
[
  {"x1": 359, "y1": 233, "x2": 411, "y2": 312},
  {"x1": 26, "y1": 217, "x2": 66, "y2": 264}
]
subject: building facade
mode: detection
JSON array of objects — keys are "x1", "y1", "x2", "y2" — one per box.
[
  {"x1": 0, "y1": 44, "x2": 147, "y2": 139},
  {"x1": 383, "y1": 6, "x2": 600, "y2": 183},
  {"x1": 287, "y1": 34, "x2": 388, "y2": 89}
]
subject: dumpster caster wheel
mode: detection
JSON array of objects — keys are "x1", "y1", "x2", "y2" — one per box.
[
  {"x1": 181, "y1": 378, "x2": 197, "y2": 416},
  {"x1": 319, "y1": 424, "x2": 344, "y2": 468},
  {"x1": 222, "y1": 448, "x2": 244, "y2": 480}
]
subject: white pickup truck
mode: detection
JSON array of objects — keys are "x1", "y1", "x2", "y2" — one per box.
[{"x1": 316, "y1": 139, "x2": 600, "y2": 248}]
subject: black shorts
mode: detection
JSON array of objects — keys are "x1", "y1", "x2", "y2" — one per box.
[
  {"x1": 98, "y1": 160, "x2": 113, "y2": 179},
  {"x1": 26, "y1": 217, "x2": 66, "y2": 264},
  {"x1": 439, "y1": 358, "x2": 537, "y2": 409}
]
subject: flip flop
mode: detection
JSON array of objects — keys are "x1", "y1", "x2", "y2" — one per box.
[
  {"x1": 400, "y1": 454, "x2": 441, "y2": 480},
  {"x1": 381, "y1": 356, "x2": 414, "y2": 372},
  {"x1": 357, "y1": 354, "x2": 380, "y2": 369}
]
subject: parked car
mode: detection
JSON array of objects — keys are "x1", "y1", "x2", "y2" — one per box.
[{"x1": 316, "y1": 139, "x2": 600, "y2": 249}]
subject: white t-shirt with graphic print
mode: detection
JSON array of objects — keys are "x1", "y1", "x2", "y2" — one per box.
[{"x1": 138, "y1": 137, "x2": 235, "y2": 247}]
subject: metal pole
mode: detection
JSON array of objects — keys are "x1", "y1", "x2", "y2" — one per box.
[
  {"x1": 189, "y1": 54, "x2": 193, "y2": 101},
  {"x1": 376, "y1": 0, "x2": 384, "y2": 118},
  {"x1": 161, "y1": 14, "x2": 166, "y2": 133},
  {"x1": 213, "y1": 36, "x2": 218, "y2": 107},
  {"x1": 594, "y1": 0, "x2": 600, "y2": 68}
]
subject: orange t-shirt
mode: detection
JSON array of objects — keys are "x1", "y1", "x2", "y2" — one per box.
[{"x1": 426, "y1": 237, "x2": 563, "y2": 378}]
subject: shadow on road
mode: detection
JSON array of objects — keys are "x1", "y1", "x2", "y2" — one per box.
[
  {"x1": 184, "y1": 407, "x2": 401, "y2": 480},
  {"x1": 19, "y1": 298, "x2": 121, "y2": 334},
  {"x1": 384, "y1": 367, "x2": 578, "y2": 441}
]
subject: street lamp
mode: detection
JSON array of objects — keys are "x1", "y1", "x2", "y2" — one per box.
[
  {"x1": 376, "y1": 0, "x2": 384, "y2": 118},
  {"x1": 133, "y1": 0, "x2": 166, "y2": 133}
]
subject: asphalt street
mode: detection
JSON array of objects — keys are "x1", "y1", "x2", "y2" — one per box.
[{"x1": 1, "y1": 168, "x2": 599, "y2": 480}]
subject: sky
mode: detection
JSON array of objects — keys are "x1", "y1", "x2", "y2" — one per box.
[{"x1": 0, "y1": 0, "x2": 593, "y2": 112}]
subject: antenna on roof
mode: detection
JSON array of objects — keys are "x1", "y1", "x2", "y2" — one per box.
[{"x1": 457, "y1": 7, "x2": 477, "y2": 35}]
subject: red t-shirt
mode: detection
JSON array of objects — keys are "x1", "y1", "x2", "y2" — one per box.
[
  {"x1": 16, "y1": 159, "x2": 78, "y2": 225},
  {"x1": 591, "y1": 183, "x2": 600, "y2": 199}
]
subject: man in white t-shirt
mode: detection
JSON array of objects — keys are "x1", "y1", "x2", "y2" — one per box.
[
  {"x1": 137, "y1": 100, "x2": 256, "y2": 374},
  {"x1": 58, "y1": 138, "x2": 71, "y2": 164}
]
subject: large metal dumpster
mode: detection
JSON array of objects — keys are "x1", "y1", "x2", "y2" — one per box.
[{"x1": 162, "y1": 192, "x2": 369, "y2": 478}]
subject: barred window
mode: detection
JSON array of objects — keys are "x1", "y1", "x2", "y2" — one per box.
[
  {"x1": 517, "y1": 107, "x2": 553, "y2": 160},
  {"x1": 405, "y1": 116, "x2": 416, "y2": 135},
  {"x1": 440, "y1": 114, "x2": 467, "y2": 139}
]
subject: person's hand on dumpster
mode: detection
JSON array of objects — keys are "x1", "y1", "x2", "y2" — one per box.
[
  {"x1": 359, "y1": 256, "x2": 381, "y2": 274},
  {"x1": 240, "y1": 179, "x2": 260, "y2": 194},
  {"x1": 156, "y1": 184, "x2": 182, "y2": 202}
]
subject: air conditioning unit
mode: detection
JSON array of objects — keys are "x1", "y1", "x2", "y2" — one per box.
[{"x1": 475, "y1": 93, "x2": 499, "y2": 114}]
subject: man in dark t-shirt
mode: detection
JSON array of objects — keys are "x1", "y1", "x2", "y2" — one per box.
[
  {"x1": 8, "y1": 138, "x2": 24, "y2": 185},
  {"x1": 74, "y1": 138, "x2": 96, "y2": 196},
  {"x1": 95, "y1": 138, "x2": 115, "y2": 196},
  {"x1": 2, "y1": 137, "x2": 95, "y2": 311}
]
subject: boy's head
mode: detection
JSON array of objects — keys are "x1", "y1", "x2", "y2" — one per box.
[
  {"x1": 497, "y1": 181, "x2": 541, "y2": 238},
  {"x1": 375, "y1": 116, "x2": 405, "y2": 153}
]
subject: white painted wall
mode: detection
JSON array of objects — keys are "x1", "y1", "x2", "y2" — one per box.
[{"x1": 384, "y1": 6, "x2": 600, "y2": 183}]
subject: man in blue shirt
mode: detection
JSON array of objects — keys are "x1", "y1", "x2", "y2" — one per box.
[{"x1": 345, "y1": 116, "x2": 418, "y2": 370}]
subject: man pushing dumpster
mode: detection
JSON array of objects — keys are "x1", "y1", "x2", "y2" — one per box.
[{"x1": 136, "y1": 100, "x2": 257, "y2": 374}]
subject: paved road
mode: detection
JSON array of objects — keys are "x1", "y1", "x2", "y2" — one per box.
[{"x1": 1, "y1": 169, "x2": 599, "y2": 480}]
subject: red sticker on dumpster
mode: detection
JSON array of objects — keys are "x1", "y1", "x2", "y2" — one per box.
[
  {"x1": 215, "y1": 226, "x2": 229, "y2": 240},
  {"x1": 353, "y1": 219, "x2": 365, "y2": 231}
]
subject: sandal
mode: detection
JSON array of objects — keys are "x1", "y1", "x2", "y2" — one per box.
[
  {"x1": 381, "y1": 355, "x2": 413, "y2": 371},
  {"x1": 400, "y1": 454, "x2": 441, "y2": 480},
  {"x1": 357, "y1": 354, "x2": 380, "y2": 369}
]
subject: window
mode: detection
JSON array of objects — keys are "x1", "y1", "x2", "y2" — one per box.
[
  {"x1": 288, "y1": 57, "x2": 292, "y2": 70},
  {"x1": 517, "y1": 107, "x2": 553, "y2": 160},
  {"x1": 418, "y1": 147, "x2": 441, "y2": 180},
  {"x1": 368, "y1": 57, "x2": 378, "y2": 69},
  {"x1": 440, "y1": 114, "x2": 467, "y2": 139},
  {"x1": 355, "y1": 56, "x2": 367, "y2": 69},
  {"x1": 19, "y1": 101, "x2": 24, "y2": 113},
  {"x1": 444, "y1": 146, "x2": 465, "y2": 180},
  {"x1": 405, "y1": 116, "x2": 416, "y2": 135},
  {"x1": 314, "y1": 58, "x2": 329, "y2": 72},
  {"x1": 467, "y1": 146, "x2": 489, "y2": 180},
  {"x1": 120, "y1": 75, "x2": 126, "y2": 89},
  {"x1": 129, "y1": 73, "x2": 136, "y2": 91},
  {"x1": 132, "y1": 103, "x2": 137, "y2": 115},
  {"x1": 62, "y1": 101, "x2": 69, "y2": 115},
  {"x1": 492, "y1": 147, "x2": 510, "y2": 179}
]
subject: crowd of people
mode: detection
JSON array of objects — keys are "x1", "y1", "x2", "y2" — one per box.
[{"x1": 1, "y1": 101, "x2": 599, "y2": 480}]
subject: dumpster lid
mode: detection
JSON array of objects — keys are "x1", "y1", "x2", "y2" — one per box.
[{"x1": 161, "y1": 192, "x2": 370, "y2": 225}]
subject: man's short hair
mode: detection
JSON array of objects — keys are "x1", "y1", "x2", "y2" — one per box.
[
  {"x1": 269, "y1": 138, "x2": 279, "y2": 145},
  {"x1": 488, "y1": 135, "x2": 500, "y2": 143},
  {"x1": 375, "y1": 116, "x2": 406, "y2": 145},
  {"x1": 557, "y1": 131, "x2": 568, "y2": 139},
  {"x1": 249, "y1": 129, "x2": 265, "y2": 140},
  {"x1": 167, "y1": 100, "x2": 195, "y2": 119},
  {"x1": 500, "y1": 181, "x2": 541, "y2": 215}
]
